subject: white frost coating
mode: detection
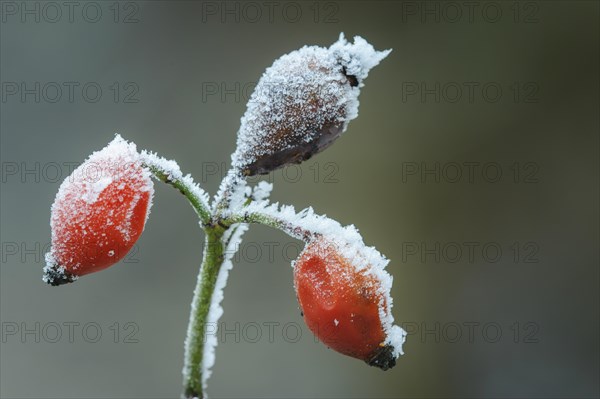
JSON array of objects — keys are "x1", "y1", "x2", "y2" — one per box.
[
  {"x1": 213, "y1": 171, "x2": 274, "y2": 220},
  {"x1": 140, "y1": 149, "x2": 211, "y2": 210},
  {"x1": 45, "y1": 134, "x2": 154, "y2": 279},
  {"x1": 213, "y1": 170, "x2": 238, "y2": 212},
  {"x1": 54, "y1": 133, "x2": 152, "y2": 207},
  {"x1": 81, "y1": 176, "x2": 112, "y2": 204},
  {"x1": 226, "y1": 178, "x2": 250, "y2": 213},
  {"x1": 233, "y1": 201, "x2": 407, "y2": 358},
  {"x1": 231, "y1": 33, "x2": 391, "y2": 172},
  {"x1": 326, "y1": 32, "x2": 392, "y2": 123},
  {"x1": 227, "y1": 180, "x2": 275, "y2": 214},
  {"x1": 250, "y1": 181, "x2": 273, "y2": 205},
  {"x1": 140, "y1": 150, "x2": 183, "y2": 180},
  {"x1": 330, "y1": 33, "x2": 391, "y2": 84}
]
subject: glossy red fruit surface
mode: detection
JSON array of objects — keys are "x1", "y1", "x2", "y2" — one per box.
[
  {"x1": 294, "y1": 238, "x2": 395, "y2": 369},
  {"x1": 44, "y1": 135, "x2": 153, "y2": 285}
]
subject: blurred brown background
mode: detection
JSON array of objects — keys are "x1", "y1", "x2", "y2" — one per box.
[{"x1": 1, "y1": 1, "x2": 598, "y2": 398}]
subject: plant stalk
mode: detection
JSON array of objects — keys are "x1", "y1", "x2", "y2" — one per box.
[
  {"x1": 144, "y1": 162, "x2": 211, "y2": 225},
  {"x1": 183, "y1": 226, "x2": 226, "y2": 399},
  {"x1": 145, "y1": 164, "x2": 288, "y2": 398},
  {"x1": 145, "y1": 164, "x2": 226, "y2": 398}
]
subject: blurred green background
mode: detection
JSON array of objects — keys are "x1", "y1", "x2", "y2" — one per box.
[{"x1": 1, "y1": 1, "x2": 598, "y2": 398}]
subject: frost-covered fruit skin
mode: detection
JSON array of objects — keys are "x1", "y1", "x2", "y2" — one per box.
[
  {"x1": 232, "y1": 33, "x2": 391, "y2": 176},
  {"x1": 44, "y1": 135, "x2": 153, "y2": 285},
  {"x1": 293, "y1": 239, "x2": 396, "y2": 370}
]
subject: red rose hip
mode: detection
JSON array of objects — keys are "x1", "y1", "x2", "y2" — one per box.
[
  {"x1": 44, "y1": 135, "x2": 154, "y2": 285},
  {"x1": 293, "y1": 237, "x2": 404, "y2": 370}
]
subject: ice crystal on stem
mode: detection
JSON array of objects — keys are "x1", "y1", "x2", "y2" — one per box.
[{"x1": 140, "y1": 150, "x2": 211, "y2": 224}]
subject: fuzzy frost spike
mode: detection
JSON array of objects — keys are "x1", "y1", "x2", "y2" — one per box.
[
  {"x1": 227, "y1": 178, "x2": 250, "y2": 213},
  {"x1": 251, "y1": 181, "x2": 273, "y2": 205},
  {"x1": 212, "y1": 170, "x2": 247, "y2": 213},
  {"x1": 329, "y1": 33, "x2": 392, "y2": 84}
]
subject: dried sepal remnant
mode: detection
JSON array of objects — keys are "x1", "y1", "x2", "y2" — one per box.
[
  {"x1": 232, "y1": 33, "x2": 391, "y2": 176},
  {"x1": 293, "y1": 237, "x2": 405, "y2": 370},
  {"x1": 43, "y1": 135, "x2": 154, "y2": 285},
  {"x1": 42, "y1": 257, "x2": 78, "y2": 286}
]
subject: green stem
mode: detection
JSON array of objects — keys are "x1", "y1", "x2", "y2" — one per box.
[
  {"x1": 144, "y1": 163, "x2": 212, "y2": 225},
  {"x1": 143, "y1": 161, "x2": 224, "y2": 398},
  {"x1": 144, "y1": 161, "x2": 284, "y2": 398},
  {"x1": 223, "y1": 210, "x2": 313, "y2": 242},
  {"x1": 183, "y1": 227, "x2": 226, "y2": 399}
]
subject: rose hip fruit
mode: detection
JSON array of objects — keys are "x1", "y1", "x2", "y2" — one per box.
[
  {"x1": 44, "y1": 135, "x2": 154, "y2": 285},
  {"x1": 293, "y1": 238, "x2": 398, "y2": 370}
]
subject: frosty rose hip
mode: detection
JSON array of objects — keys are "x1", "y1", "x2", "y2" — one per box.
[
  {"x1": 43, "y1": 135, "x2": 154, "y2": 285},
  {"x1": 231, "y1": 33, "x2": 391, "y2": 176},
  {"x1": 293, "y1": 237, "x2": 404, "y2": 370}
]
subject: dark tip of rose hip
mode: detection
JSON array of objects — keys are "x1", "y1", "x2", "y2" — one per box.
[
  {"x1": 43, "y1": 266, "x2": 77, "y2": 286},
  {"x1": 366, "y1": 344, "x2": 397, "y2": 371},
  {"x1": 242, "y1": 122, "x2": 344, "y2": 176}
]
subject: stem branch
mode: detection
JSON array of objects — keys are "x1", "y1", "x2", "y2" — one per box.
[
  {"x1": 144, "y1": 161, "x2": 290, "y2": 399},
  {"x1": 144, "y1": 162, "x2": 212, "y2": 226},
  {"x1": 223, "y1": 210, "x2": 313, "y2": 242}
]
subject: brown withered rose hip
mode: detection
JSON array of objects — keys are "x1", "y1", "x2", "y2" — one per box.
[{"x1": 231, "y1": 34, "x2": 391, "y2": 176}]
